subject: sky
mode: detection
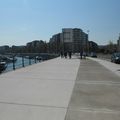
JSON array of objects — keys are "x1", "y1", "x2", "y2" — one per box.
[{"x1": 0, "y1": 0, "x2": 120, "y2": 46}]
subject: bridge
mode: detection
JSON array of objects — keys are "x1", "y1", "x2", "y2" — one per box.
[{"x1": 0, "y1": 55, "x2": 120, "y2": 120}]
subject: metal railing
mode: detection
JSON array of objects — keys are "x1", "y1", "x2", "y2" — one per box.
[{"x1": 0, "y1": 53, "x2": 59, "y2": 73}]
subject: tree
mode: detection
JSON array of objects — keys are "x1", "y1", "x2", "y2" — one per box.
[{"x1": 106, "y1": 40, "x2": 117, "y2": 54}]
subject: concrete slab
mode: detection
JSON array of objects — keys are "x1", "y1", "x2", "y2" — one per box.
[
  {"x1": 1, "y1": 72, "x2": 76, "y2": 81},
  {"x1": 77, "y1": 71, "x2": 120, "y2": 81},
  {"x1": 0, "y1": 79, "x2": 74, "y2": 107},
  {"x1": 88, "y1": 57, "x2": 120, "y2": 78},
  {"x1": 77, "y1": 59, "x2": 120, "y2": 82},
  {"x1": 65, "y1": 109, "x2": 120, "y2": 120},
  {"x1": 0, "y1": 103, "x2": 66, "y2": 120},
  {"x1": 65, "y1": 59, "x2": 120, "y2": 120},
  {"x1": 0, "y1": 58, "x2": 79, "y2": 81},
  {"x1": 69, "y1": 83, "x2": 120, "y2": 111},
  {"x1": 0, "y1": 57, "x2": 80, "y2": 120}
]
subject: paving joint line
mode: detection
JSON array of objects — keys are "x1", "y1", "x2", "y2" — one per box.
[
  {"x1": 67, "y1": 107, "x2": 120, "y2": 113},
  {"x1": 0, "y1": 101, "x2": 67, "y2": 109},
  {"x1": 0, "y1": 77, "x2": 75, "y2": 82},
  {"x1": 76, "y1": 81, "x2": 120, "y2": 85}
]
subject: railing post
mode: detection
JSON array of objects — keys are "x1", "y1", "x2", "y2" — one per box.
[
  {"x1": 13, "y1": 56, "x2": 15, "y2": 70},
  {"x1": 29, "y1": 56, "x2": 31, "y2": 65},
  {"x1": 22, "y1": 56, "x2": 25, "y2": 67},
  {"x1": 35, "y1": 56, "x2": 37, "y2": 63}
]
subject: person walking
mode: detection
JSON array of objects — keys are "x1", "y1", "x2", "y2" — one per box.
[
  {"x1": 68, "y1": 51, "x2": 72, "y2": 59},
  {"x1": 60, "y1": 51, "x2": 63, "y2": 58},
  {"x1": 64, "y1": 51, "x2": 67, "y2": 58},
  {"x1": 80, "y1": 51, "x2": 83, "y2": 59},
  {"x1": 83, "y1": 51, "x2": 86, "y2": 59}
]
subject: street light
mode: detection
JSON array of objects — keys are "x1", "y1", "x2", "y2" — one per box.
[{"x1": 87, "y1": 30, "x2": 90, "y2": 54}]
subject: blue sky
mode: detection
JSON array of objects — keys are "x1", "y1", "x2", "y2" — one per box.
[{"x1": 0, "y1": 0, "x2": 120, "y2": 46}]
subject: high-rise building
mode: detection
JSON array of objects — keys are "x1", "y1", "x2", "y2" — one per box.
[
  {"x1": 49, "y1": 28, "x2": 89, "y2": 53},
  {"x1": 61, "y1": 28, "x2": 73, "y2": 52},
  {"x1": 61, "y1": 28, "x2": 88, "y2": 52}
]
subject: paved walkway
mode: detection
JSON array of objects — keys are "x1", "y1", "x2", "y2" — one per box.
[
  {"x1": 0, "y1": 56, "x2": 120, "y2": 120},
  {"x1": 89, "y1": 57, "x2": 120, "y2": 77},
  {"x1": 0, "y1": 57, "x2": 80, "y2": 120},
  {"x1": 65, "y1": 59, "x2": 120, "y2": 120}
]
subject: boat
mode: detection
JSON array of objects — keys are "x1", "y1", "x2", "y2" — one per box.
[
  {"x1": 0, "y1": 61, "x2": 7, "y2": 73},
  {"x1": 0, "y1": 56, "x2": 17, "y2": 63},
  {"x1": 7, "y1": 57, "x2": 17, "y2": 63},
  {"x1": 36, "y1": 56, "x2": 43, "y2": 61}
]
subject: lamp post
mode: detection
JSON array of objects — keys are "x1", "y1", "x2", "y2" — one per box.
[{"x1": 87, "y1": 30, "x2": 90, "y2": 54}]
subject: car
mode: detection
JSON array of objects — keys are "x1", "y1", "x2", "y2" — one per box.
[
  {"x1": 90, "y1": 52, "x2": 97, "y2": 58},
  {"x1": 111, "y1": 52, "x2": 120, "y2": 64}
]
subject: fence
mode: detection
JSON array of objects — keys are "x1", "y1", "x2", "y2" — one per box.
[
  {"x1": 11, "y1": 56, "x2": 40, "y2": 71},
  {"x1": 0, "y1": 53, "x2": 59, "y2": 73}
]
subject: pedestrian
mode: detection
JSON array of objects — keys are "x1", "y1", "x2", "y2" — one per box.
[
  {"x1": 60, "y1": 51, "x2": 63, "y2": 58},
  {"x1": 83, "y1": 51, "x2": 86, "y2": 59},
  {"x1": 80, "y1": 51, "x2": 83, "y2": 59},
  {"x1": 68, "y1": 51, "x2": 72, "y2": 59},
  {"x1": 64, "y1": 51, "x2": 67, "y2": 58}
]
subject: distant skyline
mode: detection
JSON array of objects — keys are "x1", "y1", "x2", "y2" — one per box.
[{"x1": 0, "y1": 0, "x2": 120, "y2": 46}]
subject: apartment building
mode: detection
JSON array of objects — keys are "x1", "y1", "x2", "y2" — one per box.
[
  {"x1": 61, "y1": 28, "x2": 88, "y2": 53},
  {"x1": 49, "y1": 28, "x2": 89, "y2": 53}
]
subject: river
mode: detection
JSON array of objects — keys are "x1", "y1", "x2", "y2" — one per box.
[{"x1": 4, "y1": 57, "x2": 40, "y2": 73}]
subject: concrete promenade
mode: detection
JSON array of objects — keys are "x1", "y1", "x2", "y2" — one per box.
[
  {"x1": 0, "y1": 56, "x2": 120, "y2": 120},
  {"x1": 89, "y1": 57, "x2": 120, "y2": 78},
  {"x1": 65, "y1": 58, "x2": 120, "y2": 120},
  {"x1": 0, "y1": 56, "x2": 80, "y2": 120}
]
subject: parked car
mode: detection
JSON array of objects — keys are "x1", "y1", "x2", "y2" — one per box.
[
  {"x1": 90, "y1": 52, "x2": 97, "y2": 58},
  {"x1": 111, "y1": 52, "x2": 120, "y2": 64}
]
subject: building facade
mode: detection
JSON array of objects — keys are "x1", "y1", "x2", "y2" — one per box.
[
  {"x1": 61, "y1": 28, "x2": 73, "y2": 52},
  {"x1": 61, "y1": 28, "x2": 88, "y2": 53},
  {"x1": 49, "y1": 28, "x2": 89, "y2": 53},
  {"x1": 0, "y1": 45, "x2": 10, "y2": 53},
  {"x1": 89, "y1": 41, "x2": 98, "y2": 53},
  {"x1": 117, "y1": 36, "x2": 120, "y2": 52},
  {"x1": 26, "y1": 40, "x2": 47, "y2": 53},
  {"x1": 49, "y1": 33, "x2": 61, "y2": 53}
]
